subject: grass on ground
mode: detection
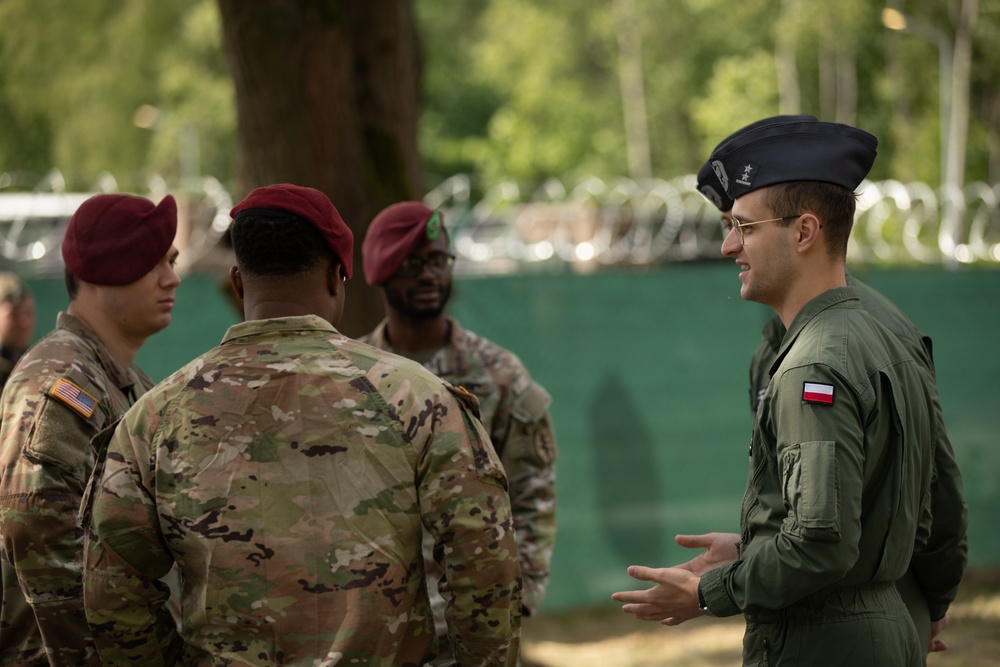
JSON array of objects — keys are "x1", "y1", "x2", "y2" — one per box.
[{"x1": 521, "y1": 568, "x2": 1000, "y2": 667}]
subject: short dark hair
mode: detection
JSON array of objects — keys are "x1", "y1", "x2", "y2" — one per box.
[
  {"x1": 763, "y1": 182, "x2": 857, "y2": 259},
  {"x1": 64, "y1": 268, "x2": 79, "y2": 300},
  {"x1": 230, "y1": 214, "x2": 338, "y2": 277}
]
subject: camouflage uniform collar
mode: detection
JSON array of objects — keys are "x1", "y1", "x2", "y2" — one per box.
[
  {"x1": 435, "y1": 316, "x2": 470, "y2": 376},
  {"x1": 55, "y1": 311, "x2": 144, "y2": 394},
  {"x1": 366, "y1": 319, "x2": 391, "y2": 349},
  {"x1": 222, "y1": 314, "x2": 338, "y2": 344},
  {"x1": 367, "y1": 316, "x2": 469, "y2": 375}
]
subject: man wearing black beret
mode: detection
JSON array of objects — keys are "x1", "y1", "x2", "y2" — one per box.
[
  {"x1": 0, "y1": 193, "x2": 181, "y2": 665},
  {"x1": 615, "y1": 120, "x2": 961, "y2": 666},
  {"x1": 693, "y1": 117, "x2": 967, "y2": 660}
]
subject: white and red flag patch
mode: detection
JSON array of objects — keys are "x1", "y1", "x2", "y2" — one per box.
[{"x1": 802, "y1": 382, "x2": 835, "y2": 405}]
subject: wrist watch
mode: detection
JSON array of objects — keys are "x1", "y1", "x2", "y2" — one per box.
[{"x1": 698, "y1": 581, "x2": 717, "y2": 617}]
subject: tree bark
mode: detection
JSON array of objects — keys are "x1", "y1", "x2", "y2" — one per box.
[{"x1": 217, "y1": 0, "x2": 423, "y2": 336}]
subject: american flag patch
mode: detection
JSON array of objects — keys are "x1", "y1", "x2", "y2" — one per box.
[
  {"x1": 49, "y1": 378, "x2": 98, "y2": 418},
  {"x1": 802, "y1": 382, "x2": 834, "y2": 405}
]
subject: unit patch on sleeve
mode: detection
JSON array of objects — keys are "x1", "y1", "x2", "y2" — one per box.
[
  {"x1": 802, "y1": 382, "x2": 834, "y2": 405},
  {"x1": 49, "y1": 378, "x2": 98, "y2": 418}
]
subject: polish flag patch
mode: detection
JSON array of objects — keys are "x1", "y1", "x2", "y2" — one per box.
[{"x1": 802, "y1": 382, "x2": 835, "y2": 405}]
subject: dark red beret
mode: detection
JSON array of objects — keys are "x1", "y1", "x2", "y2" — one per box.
[
  {"x1": 230, "y1": 184, "x2": 354, "y2": 279},
  {"x1": 62, "y1": 194, "x2": 178, "y2": 286},
  {"x1": 362, "y1": 202, "x2": 444, "y2": 285}
]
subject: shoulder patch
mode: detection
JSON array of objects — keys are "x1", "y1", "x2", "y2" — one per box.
[
  {"x1": 49, "y1": 377, "x2": 98, "y2": 418},
  {"x1": 510, "y1": 381, "x2": 552, "y2": 423},
  {"x1": 802, "y1": 382, "x2": 835, "y2": 405}
]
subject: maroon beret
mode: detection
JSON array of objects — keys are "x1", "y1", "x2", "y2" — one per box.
[
  {"x1": 362, "y1": 202, "x2": 444, "y2": 285},
  {"x1": 230, "y1": 184, "x2": 354, "y2": 279},
  {"x1": 62, "y1": 193, "x2": 178, "y2": 286}
]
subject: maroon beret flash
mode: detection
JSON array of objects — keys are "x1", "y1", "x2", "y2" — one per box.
[
  {"x1": 62, "y1": 193, "x2": 178, "y2": 286},
  {"x1": 230, "y1": 184, "x2": 354, "y2": 279},
  {"x1": 362, "y1": 202, "x2": 443, "y2": 286}
]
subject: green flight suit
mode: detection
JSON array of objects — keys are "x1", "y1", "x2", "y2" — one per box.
[
  {"x1": 701, "y1": 287, "x2": 936, "y2": 666},
  {"x1": 748, "y1": 275, "x2": 968, "y2": 656}
]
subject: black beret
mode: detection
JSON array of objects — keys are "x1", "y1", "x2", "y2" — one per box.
[
  {"x1": 707, "y1": 120, "x2": 878, "y2": 201},
  {"x1": 696, "y1": 115, "x2": 817, "y2": 212}
]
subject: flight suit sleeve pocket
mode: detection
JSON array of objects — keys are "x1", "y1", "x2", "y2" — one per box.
[{"x1": 781, "y1": 441, "x2": 840, "y2": 541}]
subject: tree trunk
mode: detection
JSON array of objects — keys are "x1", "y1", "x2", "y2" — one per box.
[{"x1": 217, "y1": 0, "x2": 423, "y2": 336}]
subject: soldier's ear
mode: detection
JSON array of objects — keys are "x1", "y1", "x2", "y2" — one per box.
[
  {"x1": 229, "y1": 266, "x2": 244, "y2": 300},
  {"x1": 795, "y1": 213, "x2": 823, "y2": 253},
  {"x1": 326, "y1": 261, "x2": 345, "y2": 298}
]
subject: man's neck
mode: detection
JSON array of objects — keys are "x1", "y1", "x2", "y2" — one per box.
[
  {"x1": 774, "y1": 264, "x2": 848, "y2": 328},
  {"x1": 66, "y1": 302, "x2": 142, "y2": 369},
  {"x1": 384, "y1": 312, "x2": 449, "y2": 353}
]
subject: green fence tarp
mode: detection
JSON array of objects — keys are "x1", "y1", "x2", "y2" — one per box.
[{"x1": 24, "y1": 265, "x2": 1000, "y2": 612}]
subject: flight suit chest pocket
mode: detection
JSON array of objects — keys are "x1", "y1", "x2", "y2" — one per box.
[{"x1": 781, "y1": 441, "x2": 840, "y2": 540}]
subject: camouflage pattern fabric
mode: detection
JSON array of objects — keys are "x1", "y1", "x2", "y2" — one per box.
[
  {"x1": 82, "y1": 315, "x2": 522, "y2": 666},
  {"x1": 363, "y1": 317, "x2": 556, "y2": 655},
  {"x1": 0, "y1": 312, "x2": 154, "y2": 666}
]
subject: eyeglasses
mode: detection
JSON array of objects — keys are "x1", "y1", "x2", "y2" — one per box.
[
  {"x1": 396, "y1": 252, "x2": 456, "y2": 278},
  {"x1": 722, "y1": 214, "x2": 802, "y2": 244}
]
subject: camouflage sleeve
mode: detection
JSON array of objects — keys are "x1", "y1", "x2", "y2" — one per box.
[
  {"x1": 0, "y1": 396, "x2": 99, "y2": 665},
  {"x1": 418, "y1": 384, "x2": 522, "y2": 665},
  {"x1": 499, "y1": 380, "x2": 557, "y2": 615},
  {"x1": 82, "y1": 403, "x2": 180, "y2": 665}
]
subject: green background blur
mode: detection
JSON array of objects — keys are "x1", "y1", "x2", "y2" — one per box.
[{"x1": 25, "y1": 264, "x2": 1000, "y2": 612}]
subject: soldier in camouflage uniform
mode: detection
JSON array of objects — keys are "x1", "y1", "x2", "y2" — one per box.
[
  {"x1": 0, "y1": 193, "x2": 180, "y2": 666},
  {"x1": 0, "y1": 272, "x2": 37, "y2": 389},
  {"x1": 81, "y1": 184, "x2": 522, "y2": 666},
  {"x1": 361, "y1": 202, "x2": 557, "y2": 662}
]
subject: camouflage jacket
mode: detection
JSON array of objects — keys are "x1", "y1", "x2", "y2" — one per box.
[
  {"x1": 0, "y1": 312, "x2": 154, "y2": 666},
  {"x1": 363, "y1": 317, "x2": 557, "y2": 615},
  {"x1": 82, "y1": 315, "x2": 522, "y2": 666}
]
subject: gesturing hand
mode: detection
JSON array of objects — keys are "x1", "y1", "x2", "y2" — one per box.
[
  {"x1": 611, "y1": 565, "x2": 702, "y2": 626},
  {"x1": 673, "y1": 532, "x2": 740, "y2": 576}
]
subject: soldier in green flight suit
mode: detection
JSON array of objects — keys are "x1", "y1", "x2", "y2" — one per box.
[
  {"x1": 698, "y1": 117, "x2": 967, "y2": 661},
  {"x1": 614, "y1": 119, "x2": 955, "y2": 666}
]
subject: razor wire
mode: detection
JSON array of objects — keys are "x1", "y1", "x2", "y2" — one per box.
[
  {"x1": 426, "y1": 175, "x2": 1000, "y2": 275},
  {"x1": 3, "y1": 171, "x2": 1000, "y2": 277}
]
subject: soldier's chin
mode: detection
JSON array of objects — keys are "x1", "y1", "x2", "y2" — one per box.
[{"x1": 408, "y1": 304, "x2": 446, "y2": 320}]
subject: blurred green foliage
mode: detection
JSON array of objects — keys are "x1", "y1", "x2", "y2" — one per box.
[{"x1": 0, "y1": 0, "x2": 997, "y2": 195}]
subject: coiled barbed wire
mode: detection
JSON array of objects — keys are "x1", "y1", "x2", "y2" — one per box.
[{"x1": 3, "y1": 172, "x2": 999, "y2": 277}]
